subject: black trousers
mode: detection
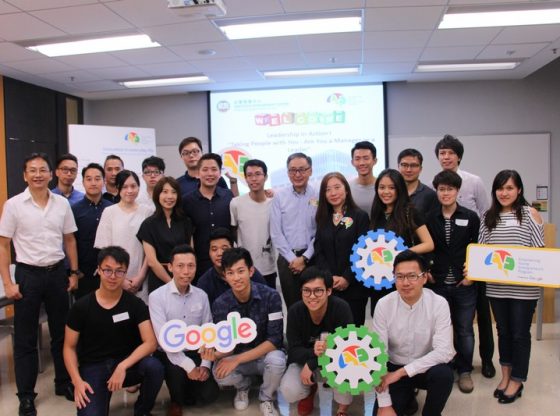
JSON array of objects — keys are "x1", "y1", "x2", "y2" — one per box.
[
  {"x1": 154, "y1": 350, "x2": 219, "y2": 406},
  {"x1": 476, "y1": 282, "x2": 495, "y2": 363},
  {"x1": 372, "y1": 362, "x2": 453, "y2": 416},
  {"x1": 14, "y1": 262, "x2": 70, "y2": 399},
  {"x1": 277, "y1": 256, "x2": 304, "y2": 309}
]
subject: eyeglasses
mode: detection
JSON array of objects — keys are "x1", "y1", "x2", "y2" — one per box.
[
  {"x1": 58, "y1": 167, "x2": 78, "y2": 174},
  {"x1": 181, "y1": 149, "x2": 201, "y2": 157},
  {"x1": 143, "y1": 169, "x2": 162, "y2": 176},
  {"x1": 288, "y1": 167, "x2": 310, "y2": 176},
  {"x1": 245, "y1": 172, "x2": 265, "y2": 178},
  {"x1": 26, "y1": 168, "x2": 50, "y2": 175},
  {"x1": 100, "y1": 268, "x2": 127, "y2": 278},
  {"x1": 301, "y1": 287, "x2": 326, "y2": 297},
  {"x1": 395, "y1": 272, "x2": 425, "y2": 282},
  {"x1": 399, "y1": 163, "x2": 421, "y2": 170}
]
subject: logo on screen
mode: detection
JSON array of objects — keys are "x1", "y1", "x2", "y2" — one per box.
[
  {"x1": 484, "y1": 250, "x2": 515, "y2": 275},
  {"x1": 124, "y1": 132, "x2": 140, "y2": 143},
  {"x1": 217, "y1": 101, "x2": 230, "y2": 112},
  {"x1": 222, "y1": 148, "x2": 251, "y2": 180},
  {"x1": 327, "y1": 93, "x2": 346, "y2": 105}
]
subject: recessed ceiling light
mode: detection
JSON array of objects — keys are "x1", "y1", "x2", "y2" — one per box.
[
  {"x1": 439, "y1": 6, "x2": 560, "y2": 29},
  {"x1": 26, "y1": 34, "x2": 160, "y2": 57},
  {"x1": 215, "y1": 12, "x2": 362, "y2": 40},
  {"x1": 416, "y1": 62, "x2": 520, "y2": 72},
  {"x1": 119, "y1": 75, "x2": 211, "y2": 88},
  {"x1": 262, "y1": 67, "x2": 361, "y2": 79}
]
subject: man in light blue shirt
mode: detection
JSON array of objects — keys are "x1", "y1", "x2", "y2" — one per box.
[
  {"x1": 270, "y1": 153, "x2": 318, "y2": 309},
  {"x1": 149, "y1": 244, "x2": 218, "y2": 416},
  {"x1": 51, "y1": 153, "x2": 84, "y2": 205}
]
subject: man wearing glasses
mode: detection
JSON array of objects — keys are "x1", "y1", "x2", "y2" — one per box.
[
  {"x1": 397, "y1": 148, "x2": 438, "y2": 215},
  {"x1": 372, "y1": 250, "x2": 454, "y2": 416},
  {"x1": 52, "y1": 153, "x2": 84, "y2": 206},
  {"x1": 279, "y1": 266, "x2": 354, "y2": 416},
  {"x1": 270, "y1": 153, "x2": 318, "y2": 309},
  {"x1": 137, "y1": 156, "x2": 165, "y2": 212},
  {"x1": 176, "y1": 137, "x2": 238, "y2": 197},
  {"x1": 63, "y1": 246, "x2": 164, "y2": 416}
]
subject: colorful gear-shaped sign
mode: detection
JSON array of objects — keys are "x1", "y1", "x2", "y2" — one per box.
[
  {"x1": 318, "y1": 325, "x2": 388, "y2": 395},
  {"x1": 350, "y1": 229, "x2": 408, "y2": 290}
]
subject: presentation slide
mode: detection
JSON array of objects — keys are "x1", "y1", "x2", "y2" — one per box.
[{"x1": 210, "y1": 84, "x2": 386, "y2": 191}]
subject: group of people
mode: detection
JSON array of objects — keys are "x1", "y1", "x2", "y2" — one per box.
[{"x1": 0, "y1": 133, "x2": 544, "y2": 416}]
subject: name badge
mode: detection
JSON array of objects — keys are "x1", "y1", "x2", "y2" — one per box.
[
  {"x1": 505, "y1": 219, "x2": 519, "y2": 227},
  {"x1": 455, "y1": 219, "x2": 469, "y2": 226},
  {"x1": 268, "y1": 311, "x2": 283, "y2": 321},
  {"x1": 112, "y1": 312, "x2": 130, "y2": 323}
]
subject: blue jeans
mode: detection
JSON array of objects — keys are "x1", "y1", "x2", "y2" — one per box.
[
  {"x1": 489, "y1": 297, "x2": 537, "y2": 382},
  {"x1": 433, "y1": 284, "x2": 477, "y2": 374},
  {"x1": 77, "y1": 356, "x2": 164, "y2": 416}
]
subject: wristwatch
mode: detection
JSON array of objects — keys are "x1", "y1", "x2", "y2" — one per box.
[{"x1": 69, "y1": 269, "x2": 83, "y2": 279}]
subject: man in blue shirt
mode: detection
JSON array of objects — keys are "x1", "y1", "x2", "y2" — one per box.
[
  {"x1": 270, "y1": 153, "x2": 318, "y2": 309},
  {"x1": 183, "y1": 153, "x2": 234, "y2": 277},
  {"x1": 209, "y1": 248, "x2": 286, "y2": 416},
  {"x1": 51, "y1": 153, "x2": 84, "y2": 205},
  {"x1": 71, "y1": 163, "x2": 113, "y2": 298}
]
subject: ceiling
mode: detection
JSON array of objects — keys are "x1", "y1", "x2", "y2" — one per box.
[{"x1": 0, "y1": 0, "x2": 559, "y2": 100}]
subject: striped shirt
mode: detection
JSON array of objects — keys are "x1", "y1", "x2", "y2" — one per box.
[
  {"x1": 443, "y1": 218, "x2": 455, "y2": 285},
  {"x1": 479, "y1": 206, "x2": 544, "y2": 300}
]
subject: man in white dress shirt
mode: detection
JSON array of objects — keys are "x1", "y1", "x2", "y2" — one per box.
[{"x1": 372, "y1": 250, "x2": 454, "y2": 416}]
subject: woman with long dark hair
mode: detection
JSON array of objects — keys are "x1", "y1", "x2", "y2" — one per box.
[
  {"x1": 478, "y1": 170, "x2": 544, "y2": 404},
  {"x1": 314, "y1": 172, "x2": 369, "y2": 325},
  {"x1": 137, "y1": 177, "x2": 193, "y2": 293}
]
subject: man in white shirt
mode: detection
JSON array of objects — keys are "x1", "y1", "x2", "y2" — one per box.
[
  {"x1": 149, "y1": 244, "x2": 218, "y2": 416},
  {"x1": 372, "y1": 250, "x2": 454, "y2": 416},
  {"x1": 349, "y1": 141, "x2": 377, "y2": 217},
  {"x1": 230, "y1": 159, "x2": 276, "y2": 288},
  {"x1": 0, "y1": 152, "x2": 79, "y2": 416}
]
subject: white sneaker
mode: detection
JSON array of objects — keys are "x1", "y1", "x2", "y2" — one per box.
[
  {"x1": 260, "y1": 400, "x2": 279, "y2": 416},
  {"x1": 233, "y1": 389, "x2": 249, "y2": 410}
]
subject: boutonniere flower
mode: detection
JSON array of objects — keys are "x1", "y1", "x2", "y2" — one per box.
[{"x1": 341, "y1": 216, "x2": 353, "y2": 229}]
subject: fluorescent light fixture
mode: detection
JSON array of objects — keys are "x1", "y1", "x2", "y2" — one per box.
[
  {"x1": 416, "y1": 62, "x2": 519, "y2": 72},
  {"x1": 262, "y1": 67, "x2": 360, "y2": 79},
  {"x1": 119, "y1": 75, "x2": 211, "y2": 88},
  {"x1": 26, "y1": 34, "x2": 160, "y2": 57},
  {"x1": 439, "y1": 7, "x2": 560, "y2": 29},
  {"x1": 215, "y1": 12, "x2": 362, "y2": 40}
]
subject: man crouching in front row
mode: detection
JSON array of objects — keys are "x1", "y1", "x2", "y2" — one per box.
[{"x1": 63, "y1": 246, "x2": 164, "y2": 416}]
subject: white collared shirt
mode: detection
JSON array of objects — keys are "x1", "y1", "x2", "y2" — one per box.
[
  {"x1": 0, "y1": 188, "x2": 77, "y2": 266},
  {"x1": 456, "y1": 169, "x2": 490, "y2": 218},
  {"x1": 372, "y1": 288, "x2": 455, "y2": 408},
  {"x1": 149, "y1": 279, "x2": 212, "y2": 373}
]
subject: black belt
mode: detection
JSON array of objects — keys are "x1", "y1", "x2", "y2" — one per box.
[
  {"x1": 16, "y1": 260, "x2": 64, "y2": 273},
  {"x1": 292, "y1": 249, "x2": 307, "y2": 257}
]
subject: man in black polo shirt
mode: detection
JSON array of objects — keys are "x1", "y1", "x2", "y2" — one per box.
[
  {"x1": 63, "y1": 246, "x2": 164, "y2": 416},
  {"x1": 397, "y1": 148, "x2": 438, "y2": 215},
  {"x1": 426, "y1": 170, "x2": 480, "y2": 394},
  {"x1": 183, "y1": 153, "x2": 234, "y2": 277}
]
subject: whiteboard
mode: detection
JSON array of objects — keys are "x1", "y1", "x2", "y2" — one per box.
[{"x1": 389, "y1": 133, "x2": 551, "y2": 222}]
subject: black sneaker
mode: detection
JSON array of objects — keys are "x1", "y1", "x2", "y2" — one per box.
[
  {"x1": 18, "y1": 398, "x2": 36, "y2": 416},
  {"x1": 55, "y1": 384, "x2": 75, "y2": 402},
  {"x1": 481, "y1": 361, "x2": 496, "y2": 378}
]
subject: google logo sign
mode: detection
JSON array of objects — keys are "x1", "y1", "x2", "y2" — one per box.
[{"x1": 158, "y1": 312, "x2": 257, "y2": 353}]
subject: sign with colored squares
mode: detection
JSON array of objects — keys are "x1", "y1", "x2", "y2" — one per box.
[
  {"x1": 466, "y1": 243, "x2": 560, "y2": 288},
  {"x1": 319, "y1": 325, "x2": 388, "y2": 395},
  {"x1": 350, "y1": 229, "x2": 408, "y2": 290}
]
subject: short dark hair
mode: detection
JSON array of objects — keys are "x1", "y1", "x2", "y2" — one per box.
[
  {"x1": 104, "y1": 154, "x2": 124, "y2": 167},
  {"x1": 115, "y1": 170, "x2": 140, "y2": 194},
  {"x1": 23, "y1": 152, "x2": 52, "y2": 172},
  {"x1": 351, "y1": 141, "x2": 377, "y2": 158},
  {"x1": 97, "y1": 246, "x2": 130, "y2": 268},
  {"x1": 179, "y1": 137, "x2": 203, "y2": 153},
  {"x1": 243, "y1": 159, "x2": 268, "y2": 176},
  {"x1": 286, "y1": 152, "x2": 312, "y2": 167},
  {"x1": 56, "y1": 153, "x2": 78, "y2": 167},
  {"x1": 300, "y1": 266, "x2": 333, "y2": 289},
  {"x1": 169, "y1": 244, "x2": 196, "y2": 263},
  {"x1": 142, "y1": 155, "x2": 165, "y2": 172},
  {"x1": 397, "y1": 148, "x2": 423, "y2": 165},
  {"x1": 221, "y1": 247, "x2": 253, "y2": 270},
  {"x1": 435, "y1": 134, "x2": 464, "y2": 161},
  {"x1": 82, "y1": 162, "x2": 105, "y2": 179},
  {"x1": 209, "y1": 227, "x2": 234, "y2": 247},
  {"x1": 432, "y1": 170, "x2": 462, "y2": 189},
  {"x1": 393, "y1": 250, "x2": 427, "y2": 273},
  {"x1": 198, "y1": 153, "x2": 222, "y2": 169}
]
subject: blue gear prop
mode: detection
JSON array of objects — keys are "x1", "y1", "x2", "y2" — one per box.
[
  {"x1": 350, "y1": 229, "x2": 408, "y2": 290},
  {"x1": 318, "y1": 325, "x2": 388, "y2": 395}
]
